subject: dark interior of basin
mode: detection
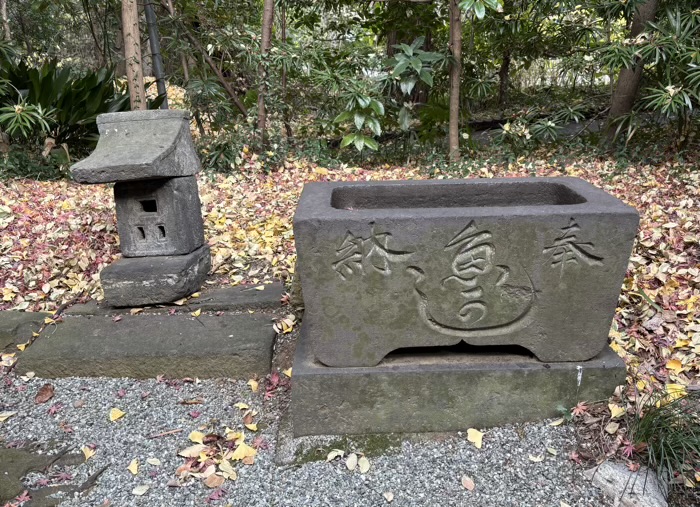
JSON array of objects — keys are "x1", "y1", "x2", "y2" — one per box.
[{"x1": 331, "y1": 181, "x2": 587, "y2": 209}]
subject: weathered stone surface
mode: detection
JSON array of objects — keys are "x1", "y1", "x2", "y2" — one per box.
[
  {"x1": 65, "y1": 282, "x2": 285, "y2": 316},
  {"x1": 70, "y1": 110, "x2": 201, "y2": 184},
  {"x1": 115, "y1": 176, "x2": 205, "y2": 257},
  {"x1": 294, "y1": 177, "x2": 639, "y2": 367},
  {"x1": 291, "y1": 325, "x2": 626, "y2": 436},
  {"x1": 585, "y1": 462, "x2": 668, "y2": 507},
  {"x1": 15, "y1": 313, "x2": 275, "y2": 378},
  {"x1": 0, "y1": 311, "x2": 47, "y2": 350},
  {"x1": 101, "y1": 245, "x2": 211, "y2": 307}
]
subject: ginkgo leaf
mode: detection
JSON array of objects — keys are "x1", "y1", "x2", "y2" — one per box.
[
  {"x1": 605, "y1": 422, "x2": 620, "y2": 434},
  {"x1": 178, "y1": 444, "x2": 208, "y2": 458},
  {"x1": 127, "y1": 459, "x2": 139, "y2": 475},
  {"x1": 234, "y1": 402, "x2": 250, "y2": 410},
  {"x1": 219, "y1": 459, "x2": 238, "y2": 480},
  {"x1": 358, "y1": 456, "x2": 370, "y2": 473},
  {"x1": 191, "y1": 309, "x2": 202, "y2": 317},
  {"x1": 247, "y1": 379, "x2": 259, "y2": 392},
  {"x1": 0, "y1": 411, "x2": 17, "y2": 422},
  {"x1": 189, "y1": 430, "x2": 205, "y2": 444},
  {"x1": 282, "y1": 368, "x2": 292, "y2": 377},
  {"x1": 346, "y1": 453, "x2": 358, "y2": 471},
  {"x1": 666, "y1": 359, "x2": 683, "y2": 374},
  {"x1": 81, "y1": 446, "x2": 96, "y2": 461},
  {"x1": 109, "y1": 408, "x2": 125, "y2": 421},
  {"x1": 549, "y1": 418, "x2": 565, "y2": 426},
  {"x1": 146, "y1": 458, "x2": 161, "y2": 466},
  {"x1": 467, "y1": 428, "x2": 483, "y2": 449},
  {"x1": 547, "y1": 447, "x2": 558, "y2": 456},
  {"x1": 16, "y1": 342, "x2": 28, "y2": 351},
  {"x1": 132, "y1": 485, "x2": 149, "y2": 496},
  {"x1": 529, "y1": 454, "x2": 544, "y2": 462},
  {"x1": 231, "y1": 442, "x2": 256, "y2": 461},
  {"x1": 245, "y1": 423, "x2": 258, "y2": 432},
  {"x1": 461, "y1": 475, "x2": 475, "y2": 491},
  {"x1": 608, "y1": 403, "x2": 626, "y2": 419}
]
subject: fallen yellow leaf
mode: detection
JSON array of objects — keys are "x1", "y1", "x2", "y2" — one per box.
[
  {"x1": 529, "y1": 454, "x2": 544, "y2": 462},
  {"x1": 109, "y1": 408, "x2": 126, "y2": 421},
  {"x1": 189, "y1": 430, "x2": 205, "y2": 444},
  {"x1": 231, "y1": 442, "x2": 257, "y2": 461},
  {"x1": 16, "y1": 342, "x2": 29, "y2": 351},
  {"x1": 219, "y1": 459, "x2": 237, "y2": 480},
  {"x1": 666, "y1": 359, "x2": 683, "y2": 374},
  {"x1": 467, "y1": 428, "x2": 483, "y2": 449},
  {"x1": 191, "y1": 308, "x2": 202, "y2": 317},
  {"x1": 146, "y1": 458, "x2": 161, "y2": 466},
  {"x1": 245, "y1": 423, "x2": 258, "y2": 432},
  {"x1": 0, "y1": 411, "x2": 17, "y2": 423},
  {"x1": 127, "y1": 458, "x2": 139, "y2": 475},
  {"x1": 81, "y1": 446, "x2": 96, "y2": 461},
  {"x1": 608, "y1": 403, "x2": 626, "y2": 419},
  {"x1": 548, "y1": 418, "x2": 565, "y2": 427},
  {"x1": 234, "y1": 402, "x2": 250, "y2": 410},
  {"x1": 282, "y1": 368, "x2": 292, "y2": 378},
  {"x1": 247, "y1": 379, "x2": 259, "y2": 392}
]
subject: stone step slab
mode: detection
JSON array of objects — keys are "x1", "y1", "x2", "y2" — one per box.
[{"x1": 15, "y1": 313, "x2": 275, "y2": 379}]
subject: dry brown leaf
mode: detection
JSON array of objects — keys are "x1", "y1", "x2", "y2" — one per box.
[
  {"x1": 35, "y1": 383, "x2": 55, "y2": 404},
  {"x1": 204, "y1": 474, "x2": 225, "y2": 488}
]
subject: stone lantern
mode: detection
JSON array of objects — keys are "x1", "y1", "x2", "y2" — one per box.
[{"x1": 71, "y1": 110, "x2": 210, "y2": 307}]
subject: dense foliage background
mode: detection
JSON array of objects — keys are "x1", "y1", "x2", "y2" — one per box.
[{"x1": 0, "y1": 0, "x2": 698, "y2": 177}]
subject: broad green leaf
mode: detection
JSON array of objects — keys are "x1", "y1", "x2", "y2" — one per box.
[
  {"x1": 363, "y1": 136, "x2": 379, "y2": 151},
  {"x1": 340, "y1": 134, "x2": 355, "y2": 148},
  {"x1": 369, "y1": 100, "x2": 385, "y2": 116},
  {"x1": 354, "y1": 112, "x2": 365, "y2": 130},
  {"x1": 353, "y1": 135, "x2": 365, "y2": 152},
  {"x1": 419, "y1": 69, "x2": 434, "y2": 87}
]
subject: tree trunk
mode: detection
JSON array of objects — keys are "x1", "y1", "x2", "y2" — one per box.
[
  {"x1": 448, "y1": 0, "x2": 462, "y2": 162},
  {"x1": 144, "y1": 0, "x2": 168, "y2": 109},
  {"x1": 1, "y1": 0, "x2": 11, "y2": 41},
  {"x1": 498, "y1": 48, "x2": 511, "y2": 109},
  {"x1": 164, "y1": 0, "x2": 189, "y2": 83},
  {"x1": 257, "y1": 0, "x2": 274, "y2": 147},
  {"x1": 122, "y1": 0, "x2": 146, "y2": 110},
  {"x1": 605, "y1": 0, "x2": 659, "y2": 142},
  {"x1": 280, "y1": 1, "x2": 292, "y2": 140}
]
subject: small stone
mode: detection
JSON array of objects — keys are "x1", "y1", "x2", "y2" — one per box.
[{"x1": 584, "y1": 462, "x2": 667, "y2": 507}]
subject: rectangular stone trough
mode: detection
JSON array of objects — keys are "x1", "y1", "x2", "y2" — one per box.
[{"x1": 293, "y1": 177, "x2": 639, "y2": 368}]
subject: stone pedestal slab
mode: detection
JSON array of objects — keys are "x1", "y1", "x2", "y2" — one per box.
[
  {"x1": 100, "y1": 245, "x2": 211, "y2": 307},
  {"x1": 291, "y1": 325, "x2": 625, "y2": 436}
]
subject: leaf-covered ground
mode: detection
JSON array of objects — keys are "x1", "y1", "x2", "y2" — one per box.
[{"x1": 1, "y1": 151, "x2": 698, "y2": 398}]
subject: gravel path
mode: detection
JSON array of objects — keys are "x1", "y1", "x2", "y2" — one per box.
[{"x1": 1, "y1": 375, "x2": 612, "y2": 507}]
